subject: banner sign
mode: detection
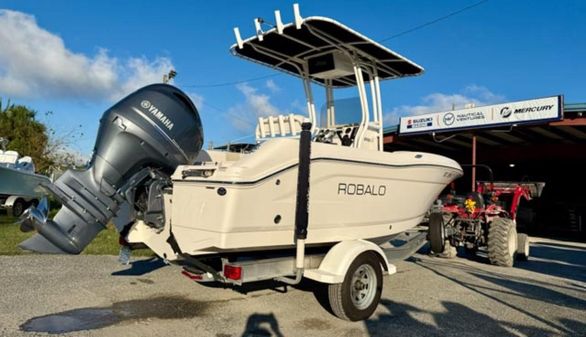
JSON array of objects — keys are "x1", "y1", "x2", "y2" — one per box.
[{"x1": 398, "y1": 95, "x2": 563, "y2": 135}]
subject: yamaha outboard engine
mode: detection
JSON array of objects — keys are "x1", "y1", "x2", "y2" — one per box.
[{"x1": 19, "y1": 84, "x2": 203, "y2": 254}]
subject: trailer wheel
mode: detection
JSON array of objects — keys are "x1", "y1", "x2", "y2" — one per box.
[
  {"x1": 328, "y1": 252, "x2": 382, "y2": 321},
  {"x1": 428, "y1": 212, "x2": 445, "y2": 254},
  {"x1": 12, "y1": 198, "x2": 26, "y2": 217},
  {"x1": 516, "y1": 233, "x2": 530, "y2": 261},
  {"x1": 487, "y1": 217, "x2": 517, "y2": 267}
]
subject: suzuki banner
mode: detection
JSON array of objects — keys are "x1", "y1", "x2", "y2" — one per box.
[{"x1": 398, "y1": 95, "x2": 563, "y2": 135}]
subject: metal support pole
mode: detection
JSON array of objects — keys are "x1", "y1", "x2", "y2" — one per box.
[
  {"x1": 472, "y1": 135, "x2": 477, "y2": 192},
  {"x1": 301, "y1": 64, "x2": 316, "y2": 126},
  {"x1": 353, "y1": 63, "x2": 370, "y2": 148},
  {"x1": 325, "y1": 81, "x2": 334, "y2": 128},
  {"x1": 374, "y1": 73, "x2": 383, "y2": 151}
]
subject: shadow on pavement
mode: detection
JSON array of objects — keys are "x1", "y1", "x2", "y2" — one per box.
[
  {"x1": 366, "y1": 299, "x2": 554, "y2": 337},
  {"x1": 111, "y1": 257, "x2": 168, "y2": 276},
  {"x1": 515, "y1": 243, "x2": 586, "y2": 283},
  {"x1": 471, "y1": 272, "x2": 586, "y2": 309},
  {"x1": 414, "y1": 258, "x2": 585, "y2": 336},
  {"x1": 418, "y1": 257, "x2": 582, "y2": 293},
  {"x1": 558, "y1": 318, "x2": 586, "y2": 336},
  {"x1": 240, "y1": 313, "x2": 285, "y2": 337}
]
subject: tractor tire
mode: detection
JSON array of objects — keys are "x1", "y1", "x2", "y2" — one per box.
[
  {"x1": 487, "y1": 217, "x2": 517, "y2": 267},
  {"x1": 428, "y1": 212, "x2": 445, "y2": 254},
  {"x1": 11, "y1": 198, "x2": 26, "y2": 217},
  {"x1": 328, "y1": 251, "x2": 382, "y2": 321},
  {"x1": 516, "y1": 233, "x2": 530, "y2": 261}
]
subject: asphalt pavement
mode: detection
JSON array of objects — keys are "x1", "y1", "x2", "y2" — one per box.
[{"x1": 0, "y1": 237, "x2": 584, "y2": 337}]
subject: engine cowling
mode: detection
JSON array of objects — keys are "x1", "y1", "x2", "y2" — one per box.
[{"x1": 19, "y1": 84, "x2": 203, "y2": 254}]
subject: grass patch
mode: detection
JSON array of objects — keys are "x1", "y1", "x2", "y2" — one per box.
[{"x1": 0, "y1": 215, "x2": 154, "y2": 256}]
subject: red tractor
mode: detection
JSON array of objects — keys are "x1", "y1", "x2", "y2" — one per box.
[{"x1": 429, "y1": 165, "x2": 545, "y2": 267}]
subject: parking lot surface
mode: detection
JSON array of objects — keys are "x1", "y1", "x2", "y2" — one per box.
[{"x1": 0, "y1": 237, "x2": 584, "y2": 337}]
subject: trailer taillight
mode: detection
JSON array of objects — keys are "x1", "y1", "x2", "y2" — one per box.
[{"x1": 223, "y1": 264, "x2": 242, "y2": 281}]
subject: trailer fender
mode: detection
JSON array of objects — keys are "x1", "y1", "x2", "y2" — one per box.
[
  {"x1": 3, "y1": 195, "x2": 32, "y2": 208},
  {"x1": 304, "y1": 239, "x2": 395, "y2": 284}
]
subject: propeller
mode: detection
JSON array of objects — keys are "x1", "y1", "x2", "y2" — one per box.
[{"x1": 18, "y1": 197, "x2": 49, "y2": 233}]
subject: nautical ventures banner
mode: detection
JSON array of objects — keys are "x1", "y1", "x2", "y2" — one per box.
[{"x1": 398, "y1": 95, "x2": 563, "y2": 135}]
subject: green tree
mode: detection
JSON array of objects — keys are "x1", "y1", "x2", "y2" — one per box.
[{"x1": 0, "y1": 99, "x2": 52, "y2": 173}]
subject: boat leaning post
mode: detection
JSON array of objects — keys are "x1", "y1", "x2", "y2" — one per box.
[{"x1": 275, "y1": 121, "x2": 312, "y2": 285}]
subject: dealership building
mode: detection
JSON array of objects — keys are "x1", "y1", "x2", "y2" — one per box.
[{"x1": 383, "y1": 95, "x2": 586, "y2": 237}]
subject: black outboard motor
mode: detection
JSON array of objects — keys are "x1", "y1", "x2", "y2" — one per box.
[{"x1": 19, "y1": 84, "x2": 203, "y2": 254}]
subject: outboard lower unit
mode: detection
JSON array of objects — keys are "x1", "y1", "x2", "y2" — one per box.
[{"x1": 19, "y1": 84, "x2": 203, "y2": 254}]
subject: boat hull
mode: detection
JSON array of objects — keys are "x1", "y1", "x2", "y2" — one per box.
[
  {"x1": 128, "y1": 138, "x2": 462, "y2": 259},
  {"x1": 0, "y1": 166, "x2": 50, "y2": 198}
]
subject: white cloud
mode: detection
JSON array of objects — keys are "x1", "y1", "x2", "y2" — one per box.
[
  {"x1": 187, "y1": 92, "x2": 204, "y2": 109},
  {"x1": 463, "y1": 84, "x2": 504, "y2": 102},
  {"x1": 227, "y1": 83, "x2": 282, "y2": 132},
  {"x1": 115, "y1": 57, "x2": 175, "y2": 101},
  {"x1": 384, "y1": 85, "x2": 504, "y2": 125},
  {"x1": 265, "y1": 79, "x2": 280, "y2": 93},
  {"x1": 289, "y1": 99, "x2": 307, "y2": 115},
  {"x1": 0, "y1": 10, "x2": 174, "y2": 101}
]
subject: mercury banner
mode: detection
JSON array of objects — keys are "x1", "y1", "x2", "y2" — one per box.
[{"x1": 398, "y1": 95, "x2": 563, "y2": 135}]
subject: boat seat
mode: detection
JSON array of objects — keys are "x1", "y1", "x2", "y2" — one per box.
[
  {"x1": 255, "y1": 114, "x2": 307, "y2": 140},
  {"x1": 0, "y1": 150, "x2": 19, "y2": 168},
  {"x1": 340, "y1": 125, "x2": 359, "y2": 146},
  {"x1": 16, "y1": 156, "x2": 35, "y2": 172}
]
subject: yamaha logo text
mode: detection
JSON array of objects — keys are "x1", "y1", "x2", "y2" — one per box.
[{"x1": 140, "y1": 100, "x2": 175, "y2": 131}]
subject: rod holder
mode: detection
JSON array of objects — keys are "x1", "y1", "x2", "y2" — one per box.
[
  {"x1": 254, "y1": 18, "x2": 264, "y2": 41},
  {"x1": 293, "y1": 3, "x2": 302, "y2": 29},
  {"x1": 275, "y1": 10, "x2": 284, "y2": 34},
  {"x1": 234, "y1": 27, "x2": 244, "y2": 49}
]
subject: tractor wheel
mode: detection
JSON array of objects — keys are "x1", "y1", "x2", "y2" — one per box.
[
  {"x1": 328, "y1": 251, "x2": 383, "y2": 321},
  {"x1": 516, "y1": 233, "x2": 530, "y2": 261},
  {"x1": 428, "y1": 212, "x2": 445, "y2": 254},
  {"x1": 487, "y1": 217, "x2": 517, "y2": 267},
  {"x1": 12, "y1": 198, "x2": 26, "y2": 217}
]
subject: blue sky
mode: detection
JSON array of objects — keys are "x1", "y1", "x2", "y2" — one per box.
[{"x1": 0, "y1": 0, "x2": 585, "y2": 155}]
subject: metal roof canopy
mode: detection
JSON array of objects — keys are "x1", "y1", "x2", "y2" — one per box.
[
  {"x1": 384, "y1": 106, "x2": 586, "y2": 192},
  {"x1": 231, "y1": 6, "x2": 424, "y2": 88}
]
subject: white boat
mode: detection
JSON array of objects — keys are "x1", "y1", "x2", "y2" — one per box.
[
  {"x1": 0, "y1": 138, "x2": 51, "y2": 216},
  {"x1": 126, "y1": 10, "x2": 463, "y2": 258},
  {"x1": 19, "y1": 5, "x2": 463, "y2": 320}
]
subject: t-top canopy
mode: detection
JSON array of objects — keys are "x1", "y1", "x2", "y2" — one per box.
[{"x1": 231, "y1": 15, "x2": 424, "y2": 88}]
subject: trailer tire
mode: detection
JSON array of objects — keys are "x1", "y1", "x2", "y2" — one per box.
[
  {"x1": 487, "y1": 217, "x2": 517, "y2": 267},
  {"x1": 328, "y1": 251, "x2": 382, "y2": 321},
  {"x1": 428, "y1": 212, "x2": 445, "y2": 254},
  {"x1": 516, "y1": 233, "x2": 530, "y2": 261},
  {"x1": 12, "y1": 198, "x2": 26, "y2": 217}
]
